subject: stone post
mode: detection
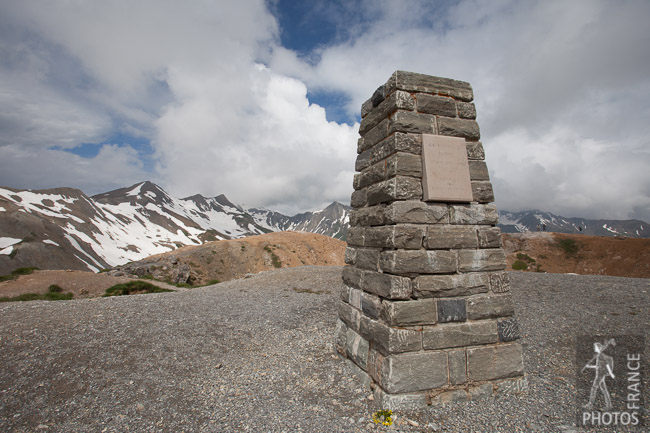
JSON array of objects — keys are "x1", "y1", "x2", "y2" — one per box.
[{"x1": 336, "y1": 71, "x2": 525, "y2": 410}]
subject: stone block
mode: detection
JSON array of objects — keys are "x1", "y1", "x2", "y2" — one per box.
[
  {"x1": 467, "y1": 343, "x2": 524, "y2": 381},
  {"x1": 478, "y1": 227, "x2": 502, "y2": 248},
  {"x1": 471, "y1": 181, "x2": 494, "y2": 203},
  {"x1": 385, "y1": 200, "x2": 448, "y2": 224},
  {"x1": 361, "y1": 98, "x2": 373, "y2": 119},
  {"x1": 379, "y1": 351, "x2": 448, "y2": 393},
  {"x1": 366, "y1": 348, "x2": 383, "y2": 383},
  {"x1": 466, "y1": 142, "x2": 485, "y2": 160},
  {"x1": 345, "y1": 327, "x2": 370, "y2": 369},
  {"x1": 448, "y1": 349, "x2": 467, "y2": 385},
  {"x1": 429, "y1": 389, "x2": 469, "y2": 405},
  {"x1": 385, "y1": 71, "x2": 474, "y2": 102},
  {"x1": 350, "y1": 188, "x2": 367, "y2": 208},
  {"x1": 373, "y1": 387, "x2": 428, "y2": 411},
  {"x1": 355, "y1": 162, "x2": 386, "y2": 189},
  {"x1": 349, "y1": 205, "x2": 386, "y2": 227},
  {"x1": 422, "y1": 321, "x2": 497, "y2": 350},
  {"x1": 380, "y1": 250, "x2": 457, "y2": 275},
  {"x1": 359, "y1": 315, "x2": 422, "y2": 355},
  {"x1": 414, "y1": 273, "x2": 489, "y2": 298},
  {"x1": 371, "y1": 85, "x2": 386, "y2": 107},
  {"x1": 346, "y1": 226, "x2": 365, "y2": 247},
  {"x1": 355, "y1": 132, "x2": 422, "y2": 171},
  {"x1": 362, "y1": 271, "x2": 412, "y2": 299},
  {"x1": 489, "y1": 271, "x2": 511, "y2": 293},
  {"x1": 436, "y1": 298, "x2": 467, "y2": 322},
  {"x1": 381, "y1": 298, "x2": 437, "y2": 326},
  {"x1": 467, "y1": 294, "x2": 514, "y2": 320},
  {"x1": 361, "y1": 292, "x2": 382, "y2": 320},
  {"x1": 497, "y1": 317, "x2": 520, "y2": 342},
  {"x1": 341, "y1": 266, "x2": 363, "y2": 289},
  {"x1": 458, "y1": 249, "x2": 506, "y2": 272},
  {"x1": 438, "y1": 117, "x2": 480, "y2": 140},
  {"x1": 457, "y1": 101, "x2": 476, "y2": 119},
  {"x1": 348, "y1": 287, "x2": 362, "y2": 309},
  {"x1": 386, "y1": 152, "x2": 422, "y2": 178},
  {"x1": 468, "y1": 161, "x2": 490, "y2": 181},
  {"x1": 335, "y1": 319, "x2": 348, "y2": 353},
  {"x1": 388, "y1": 111, "x2": 437, "y2": 135},
  {"x1": 366, "y1": 176, "x2": 423, "y2": 205},
  {"x1": 360, "y1": 90, "x2": 415, "y2": 135},
  {"x1": 340, "y1": 284, "x2": 350, "y2": 303},
  {"x1": 425, "y1": 225, "x2": 478, "y2": 249},
  {"x1": 364, "y1": 225, "x2": 424, "y2": 249},
  {"x1": 468, "y1": 383, "x2": 495, "y2": 400},
  {"x1": 360, "y1": 118, "x2": 390, "y2": 152},
  {"x1": 355, "y1": 248, "x2": 380, "y2": 271},
  {"x1": 338, "y1": 300, "x2": 361, "y2": 331},
  {"x1": 416, "y1": 93, "x2": 457, "y2": 117},
  {"x1": 450, "y1": 204, "x2": 499, "y2": 225},
  {"x1": 344, "y1": 247, "x2": 356, "y2": 265}
]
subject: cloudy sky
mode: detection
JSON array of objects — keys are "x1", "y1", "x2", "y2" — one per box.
[{"x1": 1, "y1": 0, "x2": 649, "y2": 220}]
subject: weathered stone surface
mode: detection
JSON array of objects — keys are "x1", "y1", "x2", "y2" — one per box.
[
  {"x1": 361, "y1": 98, "x2": 373, "y2": 119},
  {"x1": 467, "y1": 343, "x2": 524, "y2": 381},
  {"x1": 339, "y1": 284, "x2": 350, "y2": 303},
  {"x1": 348, "y1": 287, "x2": 362, "y2": 309},
  {"x1": 341, "y1": 266, "x2": 363, "y2": 289},
  {"x1": 425, "y1": 225, "x2": 478, "y2": 249},
  {"x1": 450, "y1": 204, "x2": 499, "y2": 225},
  {"x1": 360, "y1": 90, "x2": 415, "y2": 135},
  {"x1": 380, "y1": 250, "x2": 457, "y2": 275},
  {"x1": 436, "y1": 299, "x2": 467, "y2": 323},
  {"x1": 386, "y1": 152, "x2": 422, "y2": 178},
  {"x1": 478, "y1": 227, "x2": 502, "y2": 248},
  {"x1": 489, "y1": 271, "x2": 511, "y2": 293},
  {"x1": 355, "y1": 248, "x2": 380, "y2": 271},
  {"x1": 346, "y1": 226, "x2": 365, "y2": 247},
  {"x1": 381, "y1": 298, "x2": 437, "y2": 326},
  {"x1": 336, "y1": 319, "x2": 348, "y2": 353},
  {"x1": 414, "y1": 273, "x2": 489, "y2": 298},
  {"x1": 468, "y1": 161, "x2": 490, "y2": 181},
  {"x1": 349, "y1": 205, "x2": 386, "y2": 227},
  {"x1": 385, "y1": 71, "x2": 474, "y2": 102},
  {"x1": 359, "y1": 118, "x2": 390, "y2": 152},
  {"x1": 350, "y1": 188, "x2": 367, "y2": 208},
  {"x1": 365, "y1": 225, "x2": 424, "y2": 249},
  {"x1": 448, "y1": 349, "x2": 467, "y2": 385},
  {"x1": 367, "y1": 177, "x2": 423, "y2": 205},
  {"x1": 344, "y1": 247, "x2": 356, "y2": 265},
  {"x1": 362, "y1": 271, "x2": 412, "y2": 299},
  {"x1": 458, "y1": 249, "x2": 506, "y2": 272},
  {"x1": 355, "y1": 162, "x2": 386, "y2": 189},
  {"x1": 345, "y1": 327, "x2": 370, "y2": 369},
  {"x1": 338, "y1": 300, "x2": 361, "y2": 331},
  {"x1": 416, "y1": 94, "x2": 457, "y2": 117},
  {"x1": 494, "y1": 376, "x2": 528, "y2": 396},
  {"x1": 371, "y1": 85, "x2": 386, "y2": 107},
  {"x1": 429, "y1": 389, "x2": 469, "y2": 405},
  {"x1": 361, "y1": 292, "x2": 382, "y2": 320},
  {"x1": 388, "y1": 111, "x2": 436, "y2": 135},
  {"x1": 422, "y1": 321, "x2": 497, "y2": 350},
  {"x1": 457, "y1": 101, "x2": 477, "y2": 119},
  {"x1": 355, "y1": 132, "x2": 422, "y2": 171},
  {"x1": 385, "y1": 200, "x2": 448, "y2": 224},
  {"x1": 373, "y1": 387, "x2": 428, "y2": 410},
  {"x1": 466, "y1": 142, "x2": 485, "y2": 160},
  {"x1": 379, "y1": 351, "x2": 448, "y2": 393},
  {"x1": 497, "y1": 317, "x2": 520, "y2": 342},
  {"x1": 471, "y1": 181, "x2": 495, "y2": 203},
  {"x1": 360, "y1": 315, "x2": 422, "y2": 355},
  {"x1": 366, "y1": 348, "x2": 383, "y2": 383},
  {"x1": 438, "y1": 117, "x2": 480, "y2": 140}
]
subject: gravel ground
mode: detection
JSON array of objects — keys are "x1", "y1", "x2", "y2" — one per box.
[{"x1": 1, "y1": 267, "x2": 648, "y2": 432}]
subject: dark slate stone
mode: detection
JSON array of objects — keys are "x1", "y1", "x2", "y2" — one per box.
[
  {"x1": 437, "y1": 299, "x2": 467, "y2": 323},
  {"x1": 498, "y1": 318, "x2": 520, "y2": 342},
  {"x1": 371, "y1": 85, "x2": 385, "y2": 107}
]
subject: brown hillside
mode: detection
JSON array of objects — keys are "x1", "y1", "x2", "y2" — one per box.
[
  {"x1": 503, "y1": 232, "x2": 650, "y2": 278},
  {"x1": 110, "y1": 231, "x2": 346, "y2": 285}
]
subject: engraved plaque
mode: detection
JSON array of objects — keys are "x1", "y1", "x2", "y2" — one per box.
[{"x1": 422, "y1": 134, "x2": 473, "y2": 202}]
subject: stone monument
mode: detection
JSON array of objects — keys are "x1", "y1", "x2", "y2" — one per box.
[{"x1": 336, "y1": 71, "x2": 525, "y2": 409}]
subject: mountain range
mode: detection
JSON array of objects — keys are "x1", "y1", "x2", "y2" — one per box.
[{"x1": 0, "y1": 181, "x2": 647, "y2": 273}]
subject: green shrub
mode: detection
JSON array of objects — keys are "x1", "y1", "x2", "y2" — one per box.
[
  {"x1": 516, "y1": 253, "x2": 535, "y2": 263},
  {"x1": 271, "y1": 252, "x2": 282, "y2": 268},
  {"x1": 103, "y1": 281, "x2": 174, "y2": 297},
  {"x1": 12, "y1": 267, "x2": 39, "y2": 276},
  {"x1": 557, "y1": 238, "x2": 579, "y2": 256},
  {"x1": 0, "y1": 289, "x2": 73, "y2": 303},
  {"x1": 512, "y1": 260, "x2": 528, "y2": 271},
  {"x1": 48, "y1": 284, "x2": 63, "y2": 293}
]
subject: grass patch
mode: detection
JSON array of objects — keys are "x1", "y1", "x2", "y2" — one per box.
[
  {"x1": 0, "y1": 266, "x2": 39, "y2": 282},
  {"x1": 512, "y1": 260, "x2": 528, "y2": 271},
  {"x1": 103, "y1": 281, "x2": 174, "y2": 297},
  {"x1": 271, "y1": 252, "x2": 282, "y2": 268},
  {"x1": 516, "y1": 253, "x2": 536, "y2": 263},
  {"x1": 0, "y1": 284, "x2": 73, "y2": 303},
  {"x1": 292, "y1": 287, "x2": 325, "y2": 295},
  {"x1": 557, "y1": 238, "x2": 579, "y2": 257},
  {"x1": 205, "y1": 279, "x2": 220, "y2": 285}
]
